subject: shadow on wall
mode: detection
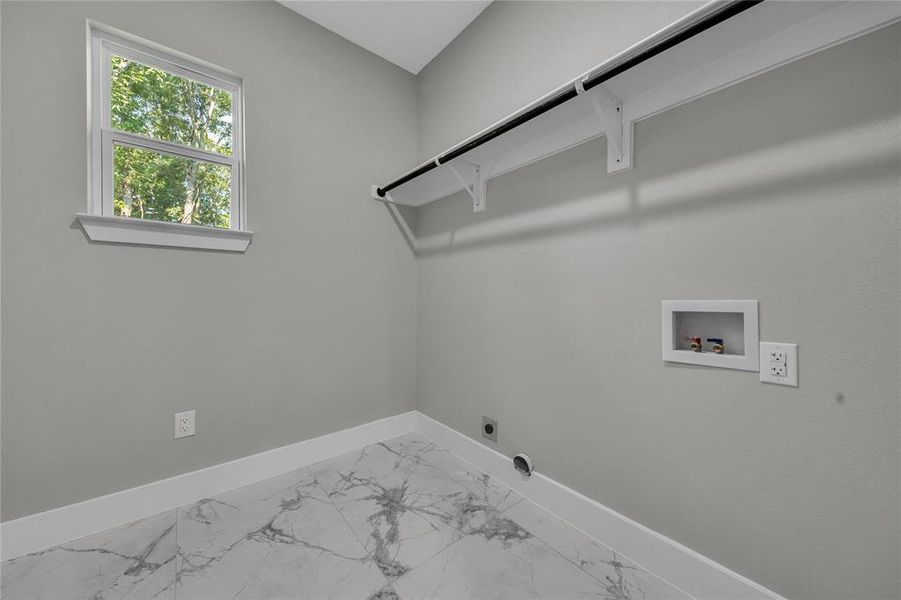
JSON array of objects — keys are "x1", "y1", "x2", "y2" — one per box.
[
  {"x1": 384, "y1": 26, "x2": 900, "y2": 255},
  {"x1": 406, "y1": 129, "x2": 896, "y2": 256}
]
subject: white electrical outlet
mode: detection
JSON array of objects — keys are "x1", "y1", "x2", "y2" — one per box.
[
  {"x1": 174, "y1": 410, "x2": 195, "y2": 439},
  {"x1": 767, "y1": 350, "x2": 787, "y2": 364},
  {"x1": 760, "y1": 342, "x2": 798, "y2": 387},
  {"x1": 769, "y1": 363, "x2": 787, "y2": 377}
]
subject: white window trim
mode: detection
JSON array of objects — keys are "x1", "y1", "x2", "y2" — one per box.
[{"x1": 79, "y1": 22, "x2": 251, "y2": 252}]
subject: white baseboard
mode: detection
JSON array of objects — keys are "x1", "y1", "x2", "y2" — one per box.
[
  {"x1": 416, "y1": 412, "x2": 785, "y2": 600},
  {"x1": 0, "y1": 411, "x2": 417, "y2": 561},
  {"x1": 1, "y1": 409, "x2": 782, "y2": 600}
]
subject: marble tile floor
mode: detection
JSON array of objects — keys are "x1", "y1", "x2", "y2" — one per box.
[{"x1": 1, "y1": 433, "x2": 692, "y2": 600}]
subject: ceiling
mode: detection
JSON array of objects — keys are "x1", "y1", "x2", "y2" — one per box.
[{"x1": 279, "y1": 1, "x2": 492, "y2": 74}]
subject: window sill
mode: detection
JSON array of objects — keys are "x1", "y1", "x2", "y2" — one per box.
[{"x1": 76, "y1": 214, "x2": 252, "y2": 252}]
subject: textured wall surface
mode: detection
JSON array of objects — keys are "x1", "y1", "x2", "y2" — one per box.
[
  {"x1": 1, "y1": 1, "x2": 418, "y2": 521},
  {"x1": 415, "y1": 11, "x2": 901, "y2": 600}
]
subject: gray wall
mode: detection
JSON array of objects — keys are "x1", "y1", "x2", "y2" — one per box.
[
  {"x1": 415, "y1": 4, "x2": 901, "y2": 599},
  {"x1": 1, "y1": 1, "x2": 418, "y2": 521}
]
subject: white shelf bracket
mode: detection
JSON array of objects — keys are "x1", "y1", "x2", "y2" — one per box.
[
  {"x1": 446, "y1": 160, "x2": 487, "y2": 213},
  {"x1": 576, "y1": 78, "x2": 632, "y2": 173},
  {"x1": 371, "y1": 184, "x2": 395, "y2": 203}
]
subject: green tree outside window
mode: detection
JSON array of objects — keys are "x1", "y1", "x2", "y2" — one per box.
[{"x1": 110, "y1": 55, "x2": 233, "y2": 228}]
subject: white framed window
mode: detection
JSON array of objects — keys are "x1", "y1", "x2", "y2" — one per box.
[{"x1": 78, "y1": 23, "x2": 251, "y2": 252}]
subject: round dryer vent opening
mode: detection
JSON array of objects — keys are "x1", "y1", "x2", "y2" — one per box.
[{"x1": 513, "y1": 453, "x2": 533, "y2": 477}]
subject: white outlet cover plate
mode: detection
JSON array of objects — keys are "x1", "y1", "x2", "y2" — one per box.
[
  {"x1": 759, "y1": 342, "x2": 798, "y2": 387},
  {"x1": 174, "y1": 410, "x2": 195, "y2": 439}
]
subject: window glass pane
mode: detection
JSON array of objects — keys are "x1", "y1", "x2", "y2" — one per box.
[
  {"x1": 113, "y1": 145, "x2": 231, "y2": 228},
  {"x1": 110, "y1": 55, "x2": 233, "y2": 156}
]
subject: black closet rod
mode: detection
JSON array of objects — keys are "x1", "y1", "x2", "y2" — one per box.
[{"x1": 375, "y1": 0, "x2": 763, "y2": 199}]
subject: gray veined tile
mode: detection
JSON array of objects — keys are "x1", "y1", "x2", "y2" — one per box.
[
  {"x1": 380, "y1": 433, "x2": 524, "y2": 514},
  {"x1": 176, "y1": 466, "x2": 389, "y2": 599},
  {"x1": 393, "y1": 510, "x2": 614, "y2": 600},
  {"x1": 312, "y1": 437, "x2": 426, "y2": 500},
  {"x1": 375, "y1": 432, "x2": 439, "y2": 463},
  {"x1": 311, "y1": 433, "x2": 524, "y2": 581},
  {"x1": 506, "y1": 499, "x2": 692, "y2": 600},
  {"x1": 420, "y1": 450, "x2": 523, "y2": 514},
  {"x1": 312, "y1": 437, "x2": 467, "y2": 579},
  {"x1": 0, "y1": 510, "x2": 176, "y2": 600}
]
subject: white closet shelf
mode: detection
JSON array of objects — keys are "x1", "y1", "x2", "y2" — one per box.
[{"x1": 372, "y1": 0, "x2": 900, "y2": 210}]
